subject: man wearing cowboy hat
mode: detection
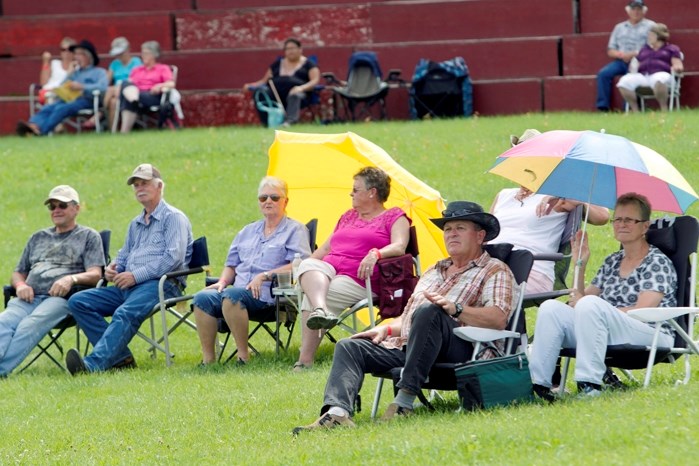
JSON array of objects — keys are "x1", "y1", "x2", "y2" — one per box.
[
  {"x1": 595, "y1": 0, "x2": 655, "y2": 112},
  {"x1": 294, "y1": 201, "x2": 519, "y2": 433},
  {"x1": 0, "y1": 185, "x2": 104, "y2": 376},
  {"x1": 66, "y1": 164, "x2": 193, "y2": 374},
  {"x1": 17, "y1": 39, "x2": 108, "y2": 136}
]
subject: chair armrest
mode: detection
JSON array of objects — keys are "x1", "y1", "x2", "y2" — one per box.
[
  {"x1": 521, "y1": 289, "x2": 571, "y2": 308},
  {"x1": 627, "y1": 306, "x2": 698, "y2": 323},
  {"x1": 322, "y1": 72, "x2": 344, "y2": 86},
  {"x1": 453, "y1": 326, "x2": 520, "y2": 343},
  {"x1": 531, "y1": 252, "x2": 565, "y2": 262},
  {"x1": 165, "y1": 266, "x2": 205, "y2": 280},
  {"x1": 386, "y1": 69, "x2": 404, "y2": 83}
]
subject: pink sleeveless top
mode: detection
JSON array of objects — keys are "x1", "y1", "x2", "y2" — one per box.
[{"x1": 324, "y1": 207, "x2": 409, "y2": 289}]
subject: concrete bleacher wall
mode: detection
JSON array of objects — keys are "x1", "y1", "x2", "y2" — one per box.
[{"x1": 1, "y1": 0, "x2": 698, "y2": 134}]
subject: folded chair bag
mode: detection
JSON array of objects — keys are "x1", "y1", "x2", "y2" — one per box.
[{"x1": 254, "y1": 88, "x2": 285, "y2": 128}]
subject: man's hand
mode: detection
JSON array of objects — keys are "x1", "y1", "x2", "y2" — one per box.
[
  {"x1": 48, "y1": 276, "x2": 74, "y2": 297},
  {"x1": 206, "y1": 280, "x2": 227, "y2": 293},
  {"x1": 16, "y1": 283, "x2": 34, "y2": 303},
  {"x1": 105, "y1": 263, "x2": 118, "y2": 282},
  {"x1": 113, "y1": 272, "x2": 137, "y2": 289},
  {"x1": 68, "y1": 81, "x2": 84, "y2": 91},
  {"x1": 424, "y1": 290, "x2": 457, "y2": 316},
  {"x1": 350, "y1": 326, "x2": 388, "y2": 345}
]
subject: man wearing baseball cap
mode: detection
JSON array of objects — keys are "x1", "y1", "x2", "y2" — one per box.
[
  {"x1": 0, "y1": 185, "x2": 104, "y2": 376},
  {"x1": 595, "y1": 1, "x2": 655, "y2": 112},
  {"x1": 67, "y1": 164, "x2": 192, "y2": 374},
  {"x1": 294, "y1": 201, "x2": 519, "y2": 432}
]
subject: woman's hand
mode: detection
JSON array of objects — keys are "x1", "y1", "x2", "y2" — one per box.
[
  {"x1": 571, "y1": 230, "x2": 590, "y2": 267},
  {"x1": 245, "y1": 273, "x2": 266, "y2": 300},
  {"x1": 357, "y1": 250, "x2": 380, "y2": 280},
  {"x1": 289, "y1": 85, "x2": 304, "y2": 95},
  {"x1": 536, "y1": 196, "x2": 560, "y2": 217}
]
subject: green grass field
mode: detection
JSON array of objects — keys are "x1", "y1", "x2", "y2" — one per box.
[{"x1": 1, "y1": 112, "x2": 698, "y2": 464}]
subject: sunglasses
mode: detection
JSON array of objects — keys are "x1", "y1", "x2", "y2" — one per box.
[
  {"x1": 60, "y1": 47, "x2": 72, "y2": 52},
  {"x1": 258, "y1": 194, "x2": 283, "y2": 202},
  {"x1": 48, "y1": 202, "x2": 71, "y2": 211}
]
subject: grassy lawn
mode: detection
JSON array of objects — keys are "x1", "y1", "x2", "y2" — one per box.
[{"x1": 1, "y1": 111, "x2": 698, "y2": 464}]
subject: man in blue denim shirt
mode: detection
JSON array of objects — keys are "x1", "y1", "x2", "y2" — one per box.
[
  {"x1": 17, "y1": 39, "x2": 108, "y2": 136},
  {"x1": 66, "y1": 164, "x2": 193, "y2": 374}
]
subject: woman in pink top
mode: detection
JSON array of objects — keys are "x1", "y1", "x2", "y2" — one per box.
[
  {"x1": 294, "y1": 167, "x2": 411, "y2": 370},
  {"x1": 118, "y1": 41, "x2": 175, "y2": 133}
]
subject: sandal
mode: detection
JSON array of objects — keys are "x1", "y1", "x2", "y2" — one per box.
[
  {"x1": 307, "y1": 308, "x2": 338, "y2": 330},
  {"x1": 292, "y1": 362, "x2": 312, "y2": 373}
]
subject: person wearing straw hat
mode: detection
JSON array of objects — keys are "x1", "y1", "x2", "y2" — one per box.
[
  {"x1": 0, "y1": 185, "x2": 104, "y2": 376},
  {"x1": 529, "y1": 193, "x2": 677, "y2": 400},
  {"x1": 293, "y1": 201, "x2": 518, "y2": 433},
  {"x1": 243, "y1": 38, "x2": 320, "y2": 127},
  {"x1": 490, "y1": 129, "x2": 609, "y2": 293}
]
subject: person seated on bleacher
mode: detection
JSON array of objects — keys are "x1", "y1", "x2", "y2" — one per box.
[
  {"x1": 617, "y1": 23, "x2": 684, "y2": 112},
  {"x1": 65, "y1": 164, "x2": 193, "y2": 375},
  {"x1": 293, "y1": 201, "x2": 518, "y2": 432},
  {"x1": 243, "y1": 38, "x2": 320, "y2": 127},
  {"x1": 37, "y1": 37, "x2": 77, "y2": 105},
  {"x1": 191, "y1": 176, "x2": 311, "y2": 365},
  {"x1": 16, "y1": 40, "x2": 108, "y2": 136},
  {"x1": 293, "y1": 167, "x2": 411, "y2": 371},
  {"x1": 0, "y1": 185, "x2": 104, "y2": 377},
  {"x1": 85, "y1": 37, "x2": 142, "y2": 130},
  {"x1": 529, "y1": 193, "x2": 677, "y2": 400},
  {"x1": 595, "y1": 0, "x2": 655, "y2": 112},
  {"x1": 118, "y1": 41, "x2": 175, "y2": 133},
  {"x1": 490, "y1": 129, "x2": 609, "y2": 294}
]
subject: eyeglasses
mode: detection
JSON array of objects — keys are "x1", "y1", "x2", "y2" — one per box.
[
  {"x1": 612, "y1": 217, "x2": 647, "y2": 225},
  {"x1": 48, "y1": 202, "x2": 71, "y2": 211},
  {"x1": 258, "y1": 194, "x2": 283, "y2": 202}
]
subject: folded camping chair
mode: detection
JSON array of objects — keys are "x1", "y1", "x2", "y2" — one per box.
[
  {"x1": 136, "y1": 236, "x2": 209, "y2": 367},
  {"x1": 2, "y1": 230, "x2": 111, "y2": 373},
  {"x1": 559, "y1": 215, "x2": 699, "y2": 389},
  {"x1": 111, "y1": 65, "x2": 183, "y2": 133},
  {"x1": 216, "y1": 219, "x2": 318, "y2": 363},
  {"x1": 329, "y1": 226, "x2": 420, "y2": 339},
  {"x1": 369, "y1": 243, "x2": 533, "y2": 417},
  {"x1": 409, "y1": 56, "x2": 473, "y2": 119},
  {"x1": 324, "y1": 51, "x2": 389, "y2": 122}
]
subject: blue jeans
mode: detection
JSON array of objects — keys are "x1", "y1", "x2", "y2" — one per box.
[
  {"x1": 596, "y1": 59, "x2": 628, "y2": 110},
  {"x1": 0, "y1": 296, "x2": 70, "y2": 376},
  {"x1": 192, "y1": 287, "x2": 274, "y2": 321},
  {"x1": 29, "y1": 97, "x2": 93, "y2": 134},
  {"x1": 68, "y1": 280, "x2": 180, "y2": 371}
]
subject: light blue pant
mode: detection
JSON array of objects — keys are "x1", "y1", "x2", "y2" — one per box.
[
  {"x1": 0, "y1": 296, "x2": 70, "y2": 376},
  {"x1": 529, "y1": 295, "x2": 674, "y2": 387},
  {"x1": 68, "y1": 280, "x2": 180, "y2": 372}
]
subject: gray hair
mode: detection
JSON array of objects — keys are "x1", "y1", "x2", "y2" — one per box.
[
  {"x1": 141, "y1": 41, "x2": 161, "y2": 58},
  {"x1": 258, "y1": 176, "x2": 288, "y2": 197}
]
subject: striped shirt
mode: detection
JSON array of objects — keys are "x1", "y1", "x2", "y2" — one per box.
[
  {"x1": 382, "y1": 250, "x2": 518, "y2": 358},
  {"x1": 115, "y1": 199, "x2": 193, "y2": 287}
]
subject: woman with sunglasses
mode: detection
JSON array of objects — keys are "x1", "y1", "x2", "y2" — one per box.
[
  {"x1": 191, "y1": 176, "x2": 312, "y2": 365},
  {"x1": 37, "y1": 37, "x2": 77, "y2": 105},
  {"x1": 293, "y1": 167, "x2": 411, "y2": 371},
  {"x1": 529, "y1": 193, "x2": 677, "y2": 400}
]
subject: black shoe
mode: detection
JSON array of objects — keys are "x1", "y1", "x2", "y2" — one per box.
[
  {"x1": 602, "y1": 367, "x2": 626, "y2": 391},
  {"x1": 66, "y1": 348, "x2": 87, "y2": 375},
  {"x1": 533, "y1": 384, "x2": 556, "y2": 403},
  {"x1": 577, "y1": 381, "x2": 602, "y2": 398},
  {"x1": 112, "y1": 356, "x2": 137, "y2": 371}
]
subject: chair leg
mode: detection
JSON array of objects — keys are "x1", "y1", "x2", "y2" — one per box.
[
  {"x1": 371, "y1": 378, "x2": 385, "y2": 419},
  {"x1": 560, "y1": 357, "x2": 571, "y2": 395}
]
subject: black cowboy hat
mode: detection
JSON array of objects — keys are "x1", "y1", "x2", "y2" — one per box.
[
  {"x1": 430, "y1": 201, "x2": 500, "y2": 241},
  {"x1": 69, "y1": 39, "x2": 99, "y2": 66}
]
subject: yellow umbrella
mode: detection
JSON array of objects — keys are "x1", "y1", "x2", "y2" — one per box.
[{"x1": 267, "y1": 131, "x2": 447, "y2": 270}]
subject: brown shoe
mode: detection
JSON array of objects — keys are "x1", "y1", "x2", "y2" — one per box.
[
  {"x1": 112, "y1": 356, "x2": 137, "y2": 371},
  {"x1": 381, "y1": 403, "x2": 414, "y2": 421},
  {"x1": 292, "y1": 412, "x2": 356, "y2": 435}
]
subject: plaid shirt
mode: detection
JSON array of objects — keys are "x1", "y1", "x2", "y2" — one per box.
[{"x1": 381, "y1": 250, "x2": 518, "y2": 358}]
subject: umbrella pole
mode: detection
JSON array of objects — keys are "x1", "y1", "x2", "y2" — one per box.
[{"x1": 573, "y1": 165, "x2": 597, "y2": 291}]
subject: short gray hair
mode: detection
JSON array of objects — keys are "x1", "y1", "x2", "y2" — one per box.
[
  {"x1": 141, "y1": 41, "x2": 161, "y2": 58},
  {"x1": 258, "y1": 176, "x2": 288, "y2": 197}
]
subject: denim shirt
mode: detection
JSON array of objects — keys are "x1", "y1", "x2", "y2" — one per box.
[
  {"x1": 65, "y1": 65, "x2": 108, "y2": 98},
  {"x1": 115, "y1": 200, "x2": 193, "y2": 287}
]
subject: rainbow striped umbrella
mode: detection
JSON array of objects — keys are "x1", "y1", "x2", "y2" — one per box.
[{"x1": 488, "y1": 130, "x2": 697, "y2": 214}]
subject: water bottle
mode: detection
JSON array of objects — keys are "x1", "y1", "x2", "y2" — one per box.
[{"x1": 292, "y1": 253, "x2": 303, "y2": 285}]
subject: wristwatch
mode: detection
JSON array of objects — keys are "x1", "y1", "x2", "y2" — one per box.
[{"x1": 453, "y1": 303, "x2": 463, "y2": 319}]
